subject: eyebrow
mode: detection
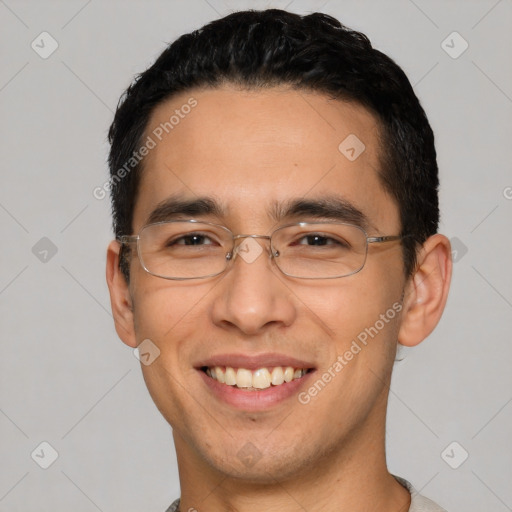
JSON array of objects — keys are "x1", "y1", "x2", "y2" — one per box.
[
  {"x1": 145, "y1": 194, "x2": 370, "y2": 230},
  {"x1": 269, "y1": 196, "x2": 370, "y2": 230},
  {"x1": 146, "y1": 195, "x2": 224, "y2": 225}
]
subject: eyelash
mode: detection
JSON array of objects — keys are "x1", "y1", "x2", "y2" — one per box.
[{"x1": 167, "y1": 233, "x2": 349, "y2": 248}]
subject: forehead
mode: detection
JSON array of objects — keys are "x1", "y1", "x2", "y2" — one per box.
[{"x1": 133, "y1": 86, "x2": 398, "y2": 232}]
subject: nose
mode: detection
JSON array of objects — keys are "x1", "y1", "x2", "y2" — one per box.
[{"x1": 210, "y1": 237, "x2": 296, "y2": 336}]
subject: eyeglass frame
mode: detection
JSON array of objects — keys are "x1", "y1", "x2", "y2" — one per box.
[{"x1": 118, "y1": 219, "x2": 405, "y2": 281}]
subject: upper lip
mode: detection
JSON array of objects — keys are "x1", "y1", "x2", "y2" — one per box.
[{"x1": 196, "y1": 352, "x2": 316, "y2": 370}]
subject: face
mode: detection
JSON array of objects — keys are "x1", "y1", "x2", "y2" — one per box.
[{"x1": 119, "y1": 86, "x2": 408, "y2": 482}]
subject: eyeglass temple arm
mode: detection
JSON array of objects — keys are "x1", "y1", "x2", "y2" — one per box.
[
  {"x1": 118, "y1": 235, "x2": 139, "y2": 244},
  {"x1": 367, "y1": 235, "x2": 403, "y2": 244}
]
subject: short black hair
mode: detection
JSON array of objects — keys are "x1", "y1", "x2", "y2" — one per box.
[{"x1": 108, "y1": 9, "x2": 439, "y2": 280}]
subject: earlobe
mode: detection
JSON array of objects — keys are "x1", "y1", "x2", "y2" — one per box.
[
  {"x1": 397, "y1": 234, "x2": 452, "y2": 347},
  {"x1": 106, "y1": 240, "x2": 138, "y2": 348}
]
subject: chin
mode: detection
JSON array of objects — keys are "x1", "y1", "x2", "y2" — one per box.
[{"x1": 195, "y1": 435, "x2": 322, "y2": 484}]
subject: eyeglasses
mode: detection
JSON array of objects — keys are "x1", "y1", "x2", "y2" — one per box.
[{"x1": 118, "y1": 220, "x2": 403, "y2": 280}]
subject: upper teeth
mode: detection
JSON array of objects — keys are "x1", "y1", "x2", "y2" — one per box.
[{"x1": 206, "y1": 366, "x2": 307, "y2": 389}]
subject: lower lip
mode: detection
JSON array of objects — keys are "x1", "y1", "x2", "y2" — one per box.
[{"x1": 198, "y1": 369, "x2": 315, "y2": 411}]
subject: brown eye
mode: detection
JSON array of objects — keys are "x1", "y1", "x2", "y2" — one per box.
[
  {"x1": 171, "y1": 233, "x2": 215, "y2": 246},
  {"x1": 294, "y1": 234, "x2": 349, "y2": 248}
]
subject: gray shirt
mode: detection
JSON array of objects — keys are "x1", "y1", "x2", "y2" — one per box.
[{"x1": 164, "y1": 475, "x2": 447, "y2": 511}]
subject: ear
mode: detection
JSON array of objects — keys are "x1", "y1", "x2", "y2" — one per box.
[
  {"x1": 106, "y1": 240, "x2": 138, "y2": 348},
  {"x1": 398, "y1": 234, "x2": 452, "y2": 347}
]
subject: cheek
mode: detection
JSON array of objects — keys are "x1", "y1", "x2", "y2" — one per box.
[
  {"x1": 293, "y1": 272, "x2": 405, "y2": 408},
  {"x1": 131, "y1": 272, "x2": 209, "y2": 337},
  {"x1": 293, "y1": 276, "x2": 402, "y2": 344},
  {"x1": 286, "y1": 284, "x2": 401, "y2": 447},
  {"x1": 131, "y1": 281, "x2": 213, "y2": 425}
]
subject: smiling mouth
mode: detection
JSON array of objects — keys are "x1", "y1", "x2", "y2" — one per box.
[{"x1": 202, "y1": 366, "x2": 312, "y2": 390}]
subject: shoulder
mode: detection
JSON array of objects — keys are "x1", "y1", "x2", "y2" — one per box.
[
  {"x1": 393, "y1": 475, "x2": 448, "y2": 512},
  {"x1": 166, "y1": 479, "x2": 448, "y2": 512},
  {"x1": 164, "y1": 498, "x2": 180, "y2": 512}
]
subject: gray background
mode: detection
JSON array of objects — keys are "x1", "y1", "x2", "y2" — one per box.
[{"x1": 1, "y1": 0, "x2": 511, "y2": 510}]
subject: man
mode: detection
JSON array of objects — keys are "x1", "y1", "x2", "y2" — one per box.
[{"x1": 106, "y1": 9, "x2": 452, "y2": 512}]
